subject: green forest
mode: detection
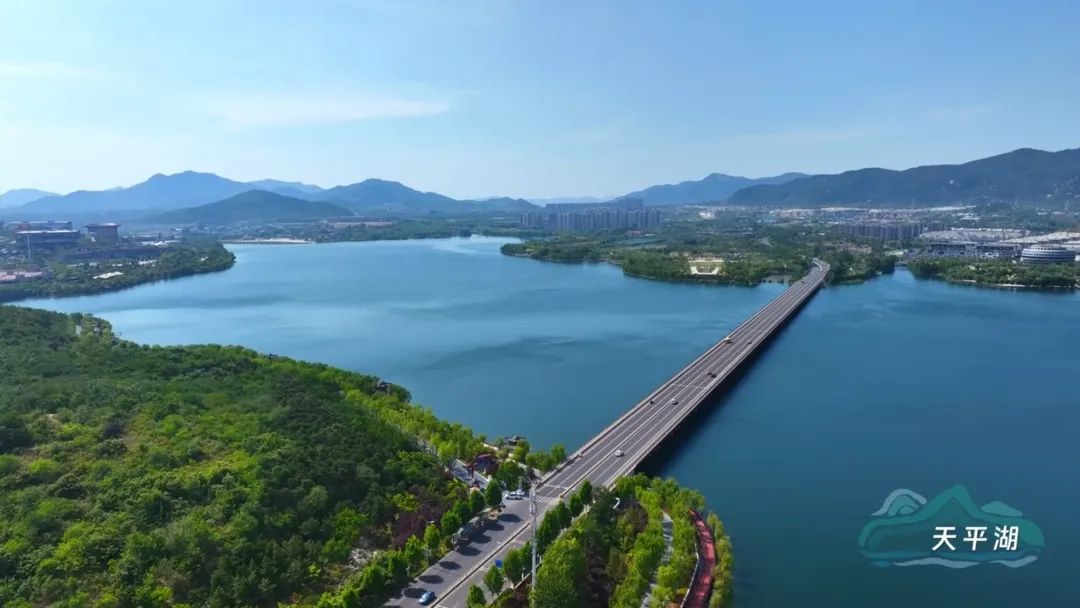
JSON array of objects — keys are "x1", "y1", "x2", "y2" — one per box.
[
  {"x1": 907, "y1": 258, "x2": 1078, "y2": 288},
  {"x1": 0, "y1": 306, "x2": 474, "y2": 607},
  {"x1": 0, "y1": 242, "x2": 235, "y2": 303}
]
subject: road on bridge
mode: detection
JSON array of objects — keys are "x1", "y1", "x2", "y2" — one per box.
[{"x1": 386, "y1": 261, "x2": 829, "y2": 608}]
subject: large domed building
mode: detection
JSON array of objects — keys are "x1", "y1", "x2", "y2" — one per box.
[{"x1": 1020, "y1": 244, "x2": 1076, "y2": 264}]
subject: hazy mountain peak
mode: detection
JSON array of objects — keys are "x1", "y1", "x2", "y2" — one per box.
[
  {"x1": 247, "y1": 179, "x2": 324, "y2": 197},
  {"x1": 17, "y1": 171, "x2": 251, "y2": 214},
  {"x1": 727, "y1": 146, "x2": 1080, "y2": 207},
  {"x1": 152, "y1": 189, "x2": 352, "y2": 225},
  {"x1": 622, "y1": 172, "x2": 807, "y2": 205},
  {"x1": 0, "y1": 188, "x2": 59, "y2": 208}
]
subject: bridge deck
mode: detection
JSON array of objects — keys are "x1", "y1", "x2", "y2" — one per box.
[{"x1": 389, "y1": 261, "x2": 829, "y2": 608}]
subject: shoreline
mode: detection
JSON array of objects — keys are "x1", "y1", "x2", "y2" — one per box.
[
  {"x1": 0, "y1": 262, "x2": 235, "y2": 304},
  {"x1": 504, "y1": 249, "x2": 833, "y2": 287},
  {"x1": 931, "y1": 276, "x2": 1077, "y2": 292},
  {"x1": 1, "y1": 247, "x2": 236, "y2": 304},
  {"x1": 221, "y1": 237, "x2": 314, "y2": 245}
]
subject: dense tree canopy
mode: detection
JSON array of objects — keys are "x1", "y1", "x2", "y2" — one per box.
[
  {"x1": 908, "y1": 258, "x2": 1078, "y2": 288},
  {"x1": 526, "y1": 476, "x2": 718, "y2": 608},
  {"x1": 0, "y1": 241, "x2": 235, "y2": 303},
  {"x1": 502, "y1": 224, "x2": 898, "y2": 287},
  {"x1": 0, "y1": 306, "x2": 464, "y2": 607}
]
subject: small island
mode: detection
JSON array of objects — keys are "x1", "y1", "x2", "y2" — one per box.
[{"x1": 502, "y1": 223, "x2": 897, "y2": 286}]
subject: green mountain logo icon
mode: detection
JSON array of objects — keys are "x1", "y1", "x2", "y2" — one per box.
[{"x1": 857, "y1": 485, "x2": 1045, "y2": 568}]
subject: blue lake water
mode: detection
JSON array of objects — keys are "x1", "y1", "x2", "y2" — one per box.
[{"x1": 17, "y1": 236, "x2": 1080, "y2": 607}]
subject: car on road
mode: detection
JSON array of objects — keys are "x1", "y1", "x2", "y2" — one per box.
[
  {"x1": 669, "y1": 397, "x2": 679, "y2": 405},
  {"x1": 707, "y1": 371, "x2": 717, "y2": 378},
  {"x1": 614, "y1": 449, "x2": 625, "y2": 457},
  {"x1": 722, "y1": 336, "x2": 733, "y2": 344},
  {"x1": 419, "y1": 591, "x2": 436, "y2": 605},
  {"x1": 503, "y1": 490, "x2": 525, "y2": 500}
]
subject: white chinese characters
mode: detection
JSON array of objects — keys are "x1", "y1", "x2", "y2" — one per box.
[
  {"x1": 932, "y1": 526, "x2": 957, "y2": 551},
  {"x1": 933, "y1": 525, "x2": 1019, "y2": 551},
  {"x1": 994, "y1": 525, "x2": 1020, "y2": 551}
]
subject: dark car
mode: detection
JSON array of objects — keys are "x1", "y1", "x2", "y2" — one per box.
[{"x1": 419, "y1": 591, "x2": 436, "y2": 605}]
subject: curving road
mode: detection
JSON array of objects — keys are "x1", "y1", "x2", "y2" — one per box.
[{"x1": 387, "y1": 260, "x2": 829, "y2": 608}]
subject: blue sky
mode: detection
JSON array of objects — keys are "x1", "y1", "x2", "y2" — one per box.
[{"x1": 2, "y1": 0, "x2": 1079, "y2": 198}]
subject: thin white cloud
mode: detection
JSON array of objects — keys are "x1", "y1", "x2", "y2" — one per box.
[
  {"x1": 0, "y1": 60, "x2": 101, "y2": 81},
  {"x1": 195, "y1": 93, "x2": 451, "y2": 128}
]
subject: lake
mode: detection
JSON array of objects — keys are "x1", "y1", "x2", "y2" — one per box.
[{"x1": 18, "y1": 236, "x2": 1080, "y2": 607}]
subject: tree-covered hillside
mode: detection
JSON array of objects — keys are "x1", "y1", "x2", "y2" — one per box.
[
  {"x1": 728, "y1": 147, "x2": 1080, "y2": 207},
  {"x1": 153, "y1": 190, "x2": 352, "y2": 225},
  {"x1": 0, "y1": 306, "x2": 465, "y2": 607}
]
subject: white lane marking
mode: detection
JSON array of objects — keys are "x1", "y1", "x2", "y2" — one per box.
[
  {"x1": 406, "y1": 272, "x2": 827, "y2": 607},
  {"x1": 599, "y1": 277, "x2": 827, "y2": 481},
  {"x1": 588, "y1": 286, "x2": 818, "y2": 483}
]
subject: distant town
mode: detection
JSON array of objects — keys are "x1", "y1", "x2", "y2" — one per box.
[
  {"x1": 765, "y1": 206, "x2": 1080, "y2": 263},
  {"x1": 2, "y1": 193, "x2": 1078, "y2": 298},
  {"x1": 0, "y1": 219, "x2": 232, "y2": 301},
  {"x1": 2, "y1": 146, "x2": 1079, "y2": 298}
]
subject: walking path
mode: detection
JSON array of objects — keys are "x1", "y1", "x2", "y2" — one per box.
[
  {"x1": 684, "y1": 510, "x2": 716, "y2": 608},
  {"x1": 641, "y1": 512, "x2": 675, "y2": 608}
]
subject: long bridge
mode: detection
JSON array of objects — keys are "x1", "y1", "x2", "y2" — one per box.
[{"x1": 390, "y1": 260, "x2": 830, "y2": 608}]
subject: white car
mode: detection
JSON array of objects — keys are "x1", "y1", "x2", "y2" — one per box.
[
  {"x1": 503, "y1": 490, "x2": 525, "y2": 500},
  {"x1": 669, "y1": 397, "x2": 679, "y2": 405},
  {"x1": 614, "y1": 450, "x2": 625, "y2": 457}
]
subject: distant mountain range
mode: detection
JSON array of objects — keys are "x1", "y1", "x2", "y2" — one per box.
[
  {"x1": 152, "y1": 191, "x2": 352, "y2": 225},
  {"x1": 727, "y1": 147, "x2": 1080, "y2": 207},
  {"x1": 6, "y1": 146, "x2": 1079, "y2": 219},
  {"x1": 0, "y1": 188, "x2": 59, "y2": 208},
  {"x1": 247, "y1": 179, "x2": 325, "y2": 199},
  {"x1": 20, "y1": 171, "x2": 254, "y2": 214},
  {"x1": 315, "y1": 179, "x2": 538, "y2": 216},
  {"x1": 621, "y1": 172, "x2": 808, "y2": 205},
  {"x1": 318, "y1": 178, "x2": 455, "y2": 213},
  {"x1": 9, "y1": 172, "x2": 539, "y2": 220}
]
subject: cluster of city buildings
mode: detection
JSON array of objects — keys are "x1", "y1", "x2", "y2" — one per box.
[
  {"x1": 0, "y1": 270, "x2": 46, "y2": 284},
  {"x1": 770, "y1": 206, "x2": 969, "y2": 222},
  {"x1": 913, "y1": 229, "x2": 1079, "y2": 263},
  {"x1": 835, "y1": 221, "x2": 947, "y2": 241},
  {"x1": 918, "y1": 228, "x2": 1027, "y2": 243},
  {"x1": 521, "y1": 198, "x2": 661, "y2": 231},
  {"x1": 2, "y1": 220, "x2": 121, "y2": 253}
]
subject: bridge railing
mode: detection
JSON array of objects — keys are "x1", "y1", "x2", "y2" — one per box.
[
  {"x1": 609, "y1": 267, "x2": 827, "y2": 481},
  {"x1": 563, "y1": 266, "x2": 826, "y2": 477}
]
